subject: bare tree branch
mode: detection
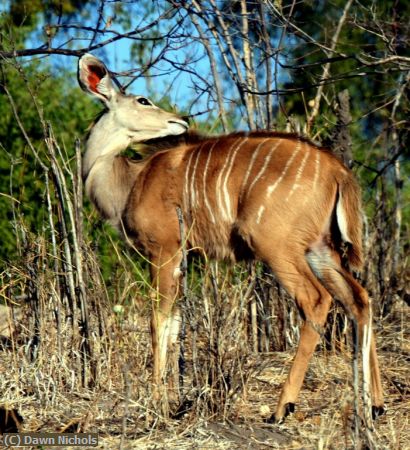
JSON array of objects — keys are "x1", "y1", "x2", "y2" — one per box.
[
  {"x1": 306, "y1": 0, "x2": 354, "y2": 133},
  {"x1": 188, "y1": 9, "x2": 228, "y2": 131}
]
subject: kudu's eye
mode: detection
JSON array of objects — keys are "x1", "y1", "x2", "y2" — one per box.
[{"x1": 137, "y1": 97, "x2": 152, "y2": 106}]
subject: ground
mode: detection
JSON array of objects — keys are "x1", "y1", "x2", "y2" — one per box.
[{"x1": 1, "y1": 300, "x2": 408, "y2": 450}]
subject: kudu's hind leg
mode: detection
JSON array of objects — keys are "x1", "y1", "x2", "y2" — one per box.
[
  {"x1": 264, "y1": 256, "x2": 333, "y2": 423},
  {"x1": 341, "y1": 270, "x2": 384, "y2": 417},
  {"x1": 306, "y1": 246, "x2": 385, "y2": 417}
]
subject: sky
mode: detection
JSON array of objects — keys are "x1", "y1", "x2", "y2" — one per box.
[
  {"x1": 49, "y1": 2, "x2": 212, "y2": 116},
  {"x1": 5, "y1": 0, "x2": 289, "y2": 129}
]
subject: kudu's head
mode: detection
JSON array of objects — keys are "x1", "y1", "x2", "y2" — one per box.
[{"x1": 78, "y1": 54, "x2": 189, "y2": 143}]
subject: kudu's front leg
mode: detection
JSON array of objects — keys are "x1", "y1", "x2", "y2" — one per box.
[{"x1": 150, "y1": 252, "x2": 182, "y2": 406}]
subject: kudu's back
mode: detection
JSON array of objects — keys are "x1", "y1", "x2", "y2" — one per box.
[{"x1": 125, "y1": 132, "x2": 363, "y2": 269}]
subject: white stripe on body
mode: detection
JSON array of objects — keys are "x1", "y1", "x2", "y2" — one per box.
[
  {"x1": 183, "y1": 150, "x2": 195, "y2": 214},
  {"x1": 247, "y1": 139, "x2": 283, "y2": 199},
  {"x1": 256, "y1": 140, "x2": 302, "y2": 224},
  {"x1": 313, "y1": 150, "x2": 320, "y2": 191},
  {"x1": 203, "y1": 140, "x2": 219, "y2": 224},
  {"x1": 286, "y1": 142, "x2": 310, "y2": 201},
  {"x1": 256, "y1": 205, "x2": 265, "y2": 225},
  {"x1": 267, "y1": 140, "x2": 302, "y2": 197},
  {"x1": 222, "y1": 137, "x2": 249, "y2": 222},
  {"x1": 190, "y1": 143, "x2": 205, "y2": 208},
  {"x1": 215, "y1": 137, "x2": 242, "y2": 221},
  {"x1": 241, "y1": 137, "x2": 271, "y2": 197}
]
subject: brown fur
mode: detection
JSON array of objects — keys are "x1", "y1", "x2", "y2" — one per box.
[
  {"x1": 140, "y1": 130, "x2": 325, "y2": 154},
  {"x1": 122, "y1": 134, "x2": 361, "y2": 268}
]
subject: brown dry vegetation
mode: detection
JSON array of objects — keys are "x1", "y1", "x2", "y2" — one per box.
[
  {"x1": 0, "y1": 292, "x2": 409, "y2": 449},
  {"x1": 0, "y1": 174, "x2": 408, "y2": 449}
]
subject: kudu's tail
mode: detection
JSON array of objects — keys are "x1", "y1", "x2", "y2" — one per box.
[{"x1": 335, "y1": 176, "x2": 364, "y2": 271}]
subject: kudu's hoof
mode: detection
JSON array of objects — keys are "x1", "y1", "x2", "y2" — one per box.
[
  {"x1": 372, "y1": 405, "x2": 386, "y2": 420},
  {"x1": 265, "y1": 403, "x2": 295, "y2": 424}
]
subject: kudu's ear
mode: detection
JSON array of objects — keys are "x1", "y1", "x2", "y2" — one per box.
[{"x1": 78, "y1": 54, "x2": 117, "y2": 106}]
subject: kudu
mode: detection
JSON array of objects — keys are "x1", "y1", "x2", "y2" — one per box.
[{"x1": 78, "y1": 54, "x2": 384, "y2": 422}]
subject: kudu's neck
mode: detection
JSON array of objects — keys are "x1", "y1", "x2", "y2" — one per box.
[
  {"x1": 83, "y1": 114, "x2": 142, "y2": 228},
  {"x1": 83, "y1": 114, "x2": 132, "y2": 177}
]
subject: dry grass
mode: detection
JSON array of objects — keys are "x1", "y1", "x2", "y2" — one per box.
[{"x1": 0, "y1": 269, "x2": 408, "y2": 449}]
